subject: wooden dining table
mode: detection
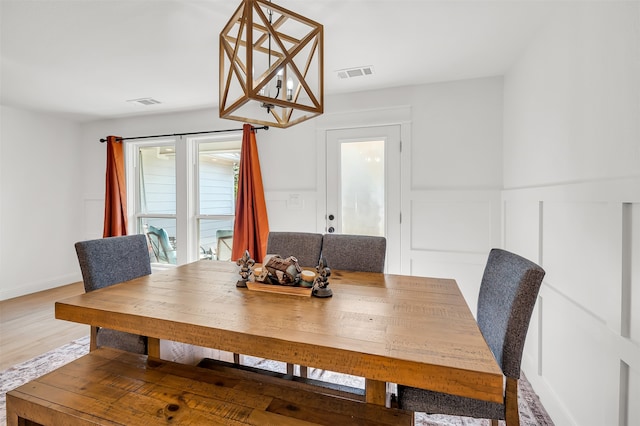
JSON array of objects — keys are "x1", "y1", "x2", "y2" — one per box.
[{"x1": 55, "y1": 260, "x2": 503, "y2": 407}]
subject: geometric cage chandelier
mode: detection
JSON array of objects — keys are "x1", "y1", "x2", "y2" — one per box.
[{"x1": 219, "y1": 0, "x2": 323, "y2": 128}]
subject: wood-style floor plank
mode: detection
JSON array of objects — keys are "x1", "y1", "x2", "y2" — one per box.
[{"x1": 0, "y1": 282, "x2": 88, "y2": 370}]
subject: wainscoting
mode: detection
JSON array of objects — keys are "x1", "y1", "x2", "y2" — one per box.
[
  {"x1": 405, "y1": 189, "x2": 502, "y2": 311},
  {"x1": 503, "y1": 176, "x2": 640, "y2": 426},
  {"x1": 399, "y1": 177, "x2": 640, "y2": 425}
]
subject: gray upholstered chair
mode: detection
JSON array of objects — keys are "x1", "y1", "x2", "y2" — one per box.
[
  {"x1": 265, "y1": 231, "x2": 324, "y2": 267},
  {"x1": 75, "y1": 234, "x2": 152, "y2": 354},
  {"x1": 397, "y1": 248, "x2": 546, "y2": 426},
  {"x1": 321, "y1": 233, "x2": 386, "y2": 272}
]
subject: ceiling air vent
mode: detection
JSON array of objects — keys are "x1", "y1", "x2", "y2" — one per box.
[
  {"x1": 127, "y1": 98, "x2": 162, "y2": 106},
  {"x1": 336, "y1": 66, "x2": 374, "y2": 80}
]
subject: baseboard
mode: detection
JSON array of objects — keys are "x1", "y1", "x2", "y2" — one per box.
[
  {"x1": 522, "y1": 363, "x2": 578, "y2": 426},
  {"x1": 0, "y1": 272, "x2": 81, "y2": 301}
]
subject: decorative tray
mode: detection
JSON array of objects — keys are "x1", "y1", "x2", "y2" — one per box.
[{"x1": 246, "y1": 281, "x2": 313, "y2": 297}]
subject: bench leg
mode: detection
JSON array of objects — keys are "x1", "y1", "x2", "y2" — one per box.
[
  {"x1": 6, "y1": 392, "x2": 43, "y2": 426},
  {"x1": 5, "y1": 404, "x2": 17, "y2": 426}
]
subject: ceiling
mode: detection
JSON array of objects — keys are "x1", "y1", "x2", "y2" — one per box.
[{"x1": 1, "y1": 0, "x2": 561, "y2": 123}]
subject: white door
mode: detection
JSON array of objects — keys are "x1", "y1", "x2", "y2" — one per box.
[{"x1": 325, "y1": 125, "x2": 401, "y2": 273}]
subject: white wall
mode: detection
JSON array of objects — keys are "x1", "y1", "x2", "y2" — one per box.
[
  {"x1": 0, "y1": 106, "x2": 84, "y2": 299},
  {"x1": 503, "y1": 2, "x2": 640, "y2": 425}
]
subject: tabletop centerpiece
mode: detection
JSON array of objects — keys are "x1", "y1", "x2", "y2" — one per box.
[{"x1": 236, "y1": 251, "x2": 331, "y2": 297}]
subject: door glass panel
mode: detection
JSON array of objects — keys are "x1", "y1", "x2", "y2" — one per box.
[
  {"x1": 326, "y1": 125, "x2": 401, "y2": 273},
  {"x1": 340, "y1": 140, "x2": 385, "y2": 236}
]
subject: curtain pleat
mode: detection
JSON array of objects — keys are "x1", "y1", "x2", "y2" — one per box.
[
  {"x1": 232, "y1": 124, "x2": 270, "y2": 262},
  {"x1": 103, "y1": 136, "x2": 128, "y2": 237}
]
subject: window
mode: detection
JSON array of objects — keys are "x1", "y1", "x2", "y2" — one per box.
[
  {"x1": 196, "y1": 140, "x2": 240, "y2": 261},
  {"x1": 127, "y1": 134, "x2": 241, "y2": 265}
]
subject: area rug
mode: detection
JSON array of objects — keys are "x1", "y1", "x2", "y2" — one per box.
[
  {"x1": 241, "y1": 356, "x2": 555, "y2": 426},
  {"x1": 1, "y1": 338, "x2": 553, "y2": 426},
  {"x1": 0, "y1": 336, "x2": 90, "y2": 425}
]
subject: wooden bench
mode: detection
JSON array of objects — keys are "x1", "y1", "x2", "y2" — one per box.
[{"x1": 6, "y1": 347, "x2": 414, "y2": 425}]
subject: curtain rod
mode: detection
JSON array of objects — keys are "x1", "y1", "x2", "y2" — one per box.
[{"x1": 99, "y1": 125, "x2": 269, "y2": 143}]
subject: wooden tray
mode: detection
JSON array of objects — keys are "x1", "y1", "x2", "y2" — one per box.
[{"x1": 246, "y1": 281, "x2": 313, "y2": 297}]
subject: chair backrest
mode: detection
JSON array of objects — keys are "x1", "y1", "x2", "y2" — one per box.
[
  {"x1": 476, "y1": 248, "x2": 545, "y2": 380},
  {"x1": 321, "y1": 234, "x2": 386, "y2": 272},
  {"x1": 75, "y1": 234, "x2": 152, "y2": 293},
  {"x1": 146, "y1": 225, "x2": 177, "y2": 264},
  {"x1": 266, "y1": 232, "x2": 324, "y2": 268}
]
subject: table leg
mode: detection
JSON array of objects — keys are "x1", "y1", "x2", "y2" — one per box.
[{"x1": 365, "y1": 379, "x2": 390, "y2": 407}]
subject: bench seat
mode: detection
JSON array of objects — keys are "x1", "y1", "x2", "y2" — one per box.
[{"x1": 6, "y1": 347, "x2": 413, "y2": 426}]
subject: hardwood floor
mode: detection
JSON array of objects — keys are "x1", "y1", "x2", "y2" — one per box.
[
  {"x1": 0, "y1": 282, "x2": 89, "y2": 371},
  {"x1": 0, "y1": 281, "x2": 235, "y2": 370}
]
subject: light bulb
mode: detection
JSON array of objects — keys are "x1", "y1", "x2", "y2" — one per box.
[{"x1": 286, "y1": 78, "x2": 293, "y2": 101}]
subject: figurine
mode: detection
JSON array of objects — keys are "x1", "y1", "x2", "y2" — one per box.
[
  {"x1": 236, "y1": 249, "x2": 255, "y2": 288},
  {"x1": 312, "y1": 256, "x2": 333, "y2": 298},
  {"x1": 264, "y1": 255, "x2": 301, "y2": 286}
]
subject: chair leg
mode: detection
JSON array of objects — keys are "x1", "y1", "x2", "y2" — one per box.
[
  {"x1": 90, "y1": 326, "x2": 98, "y2": 351},
  {"x1": 299, "y1": 365, "x2": 308, "y2": 378},
  {"x1": 233, "y1": 353, "x2": 241, "y2": 364},
  {"x1": 285, "y1": 364, "x2": 308, "y2": 377},
  {"x1": 147, "y1": 337, "x2": 160, "y2": 358},
  {"x1": 504, "y1": 377, "x2": 520, "y2": 426},
  {"x1": 491, "y1": 420, "x2": 499, "y2": 426}
]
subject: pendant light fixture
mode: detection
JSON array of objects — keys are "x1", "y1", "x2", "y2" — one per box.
[{"x1": 219, "y1": 0, "x2": 324, "y2": 128}]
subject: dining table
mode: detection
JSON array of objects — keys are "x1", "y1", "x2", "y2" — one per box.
[{"x1": 55, "y1": 260, "x2": 504, "y2": 407}]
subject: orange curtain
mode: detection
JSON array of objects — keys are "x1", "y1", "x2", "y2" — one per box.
[
  {"x1": 103, "y1": 136, "x2": 128, "y2": 237},
  {"x1": 232, "y1": 124, "x2": 270, "y2": 262}
]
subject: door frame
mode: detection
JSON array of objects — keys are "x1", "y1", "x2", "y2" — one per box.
[{"x1": 314, "y1": 106, "x2": 412, "y2": 274}]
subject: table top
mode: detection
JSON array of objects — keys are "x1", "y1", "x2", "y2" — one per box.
[{"x1": 55, "y1": 260, "x2": 503, "y2": 404}]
